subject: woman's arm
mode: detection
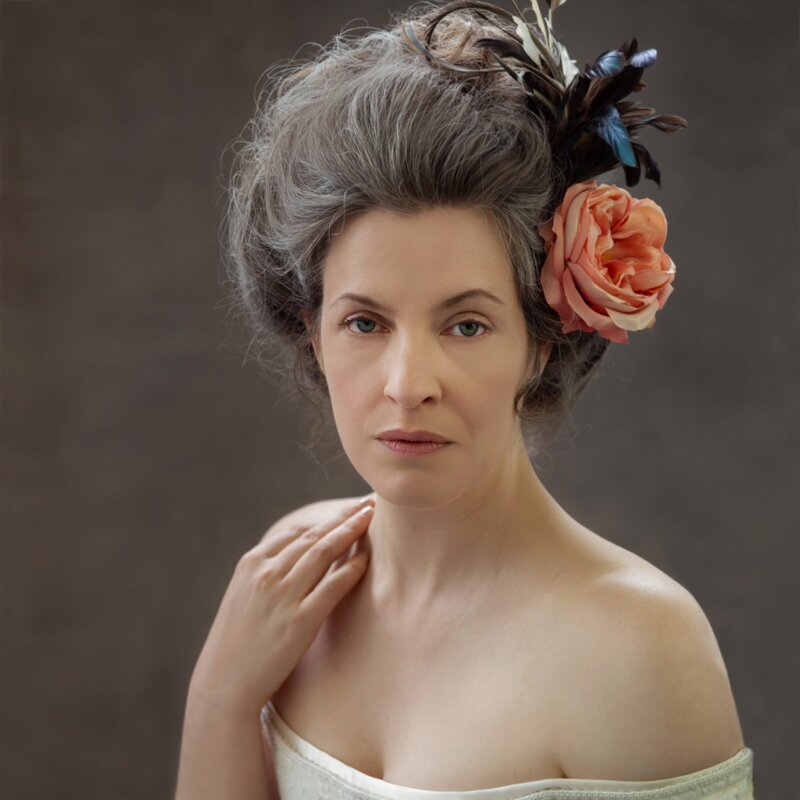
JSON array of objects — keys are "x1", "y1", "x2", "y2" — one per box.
[
  {"x1": 173, "y1": 495, "x2": 375, "y2": 799},
  {"x1": 173, "y1": 684, "x2": 279, "y2": 800}
]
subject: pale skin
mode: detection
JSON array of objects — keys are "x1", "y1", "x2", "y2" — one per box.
[{"x1": 264, "y1": 205, "x2": 746, "y2": 789}]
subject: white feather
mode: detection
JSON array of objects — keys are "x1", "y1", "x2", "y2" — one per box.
[
  {"x1": 527, "y1": 0, "x2": 551, "y2": 53},
  {"x1": 512, "y1": 14, "x2": 543, "y2": 67},
  {"x1": 555, "y1": 39, "x2": 580, "y2": 85}
]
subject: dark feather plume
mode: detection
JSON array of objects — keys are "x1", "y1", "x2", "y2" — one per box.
[{"x1": 400, "y1": 0, "x2": 687, "y2": 189}]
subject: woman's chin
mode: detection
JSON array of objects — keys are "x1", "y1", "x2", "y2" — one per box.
[{"x1": 362, "y1": 477, "x2": 465, "y2": 509}]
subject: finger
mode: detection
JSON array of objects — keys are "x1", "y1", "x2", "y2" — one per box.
[
  {"x1": 281, "y1": 504, "x2": 374, "y2": 579},
  {"x1": 251, "y1": 497, "x2": 374, "y2": 559},
  {"x1": 268, "y1": 500, "x2": 374, "y2": 569},
  {"x1": 297, "y1": 548, "x2": 370, "y2": 624},
  {"x1": 252, "y1": 522, "x2": 311, "y2": 560},
  {"x1": 281, "y1": 505, "x2": 374, "y2": 597}
]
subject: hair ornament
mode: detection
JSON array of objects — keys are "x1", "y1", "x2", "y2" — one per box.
[{"x1": 402, "y1": 0, "x2": 687, "y2": 343}]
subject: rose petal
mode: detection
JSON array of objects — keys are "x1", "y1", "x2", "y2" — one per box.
[
  {"x1": 562, "y1": 269, "x2": 618, "y2": 331},
  {"x1": 583, "y1": 249, "x2": 642, "y2": 297},
  {"x1": 606, "y1": 297, "x2": 660, "y2": 331},
  {"x1": 569, "y1": 258, "x2": 639, "y2": 311},
  {"x1": 628, "y1": 267, "x2": 674, "y2": 292},
  {"x1": 563, "y1": 186, "x2": 595, "y2": 261},
  {"x1": 607, "y1": 241, "x2": 660, "y2": 266},
  {"x1": 620, "y1": 200, "x2": 668, "y2": 247}
]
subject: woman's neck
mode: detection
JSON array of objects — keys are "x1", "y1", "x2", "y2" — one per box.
[{"x1": 355, "y1": 446, "x2": 569, "y2": 627}]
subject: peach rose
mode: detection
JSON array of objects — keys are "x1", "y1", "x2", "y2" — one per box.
[{"x1": 537, "y1": 179, "x2": 676, "y2": 344}]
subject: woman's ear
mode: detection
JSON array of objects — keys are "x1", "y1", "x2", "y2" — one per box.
[
  {"x1": 300, "y1": 308, "x2": 324, "y2": 375},
  {"x1": 527, "y1": 339, "x2": 552, "y2": 381}
]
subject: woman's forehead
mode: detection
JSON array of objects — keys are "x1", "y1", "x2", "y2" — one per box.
[
  {"x1": 326, "y1": 205, "x2": 507, "y2": 261},
  {"x1": 323, "y1": 207, "x2": 514, "y2": 300}
]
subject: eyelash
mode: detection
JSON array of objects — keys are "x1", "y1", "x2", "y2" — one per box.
[{"x1": 338, "y1": 315, "x2": 492, "y2": 339}]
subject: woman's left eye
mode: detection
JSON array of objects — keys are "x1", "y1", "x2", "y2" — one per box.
[
  {"x1": 340, "y1": 316, "x2": 490, "y2": 338},
  {"x1": 449, "y1": 320, "x2": 488, "y2": 338}
]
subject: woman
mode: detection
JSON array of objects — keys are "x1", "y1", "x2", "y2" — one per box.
[{"x1": 174, "y1": 1, "x2": 754, "y2": 797}]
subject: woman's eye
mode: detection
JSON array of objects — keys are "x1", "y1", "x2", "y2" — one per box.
[
  {"x1": 339, "y1": 316, "x2": 489, "y2": 338},
  {"x1": 343, "y1": 316, "x2": 380, "y2": 334},
  {"x1": 451, "y1": 320, "x2": 486, "y2": 338}
]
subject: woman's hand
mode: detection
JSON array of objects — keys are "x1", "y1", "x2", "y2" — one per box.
[{"x1": 188, "y1": 497, "x2": 375, "y2": 717}]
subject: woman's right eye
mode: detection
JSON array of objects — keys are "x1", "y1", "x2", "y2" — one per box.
[{"x1": 339, "y1": 315, "x2": 381, "y2": 334}]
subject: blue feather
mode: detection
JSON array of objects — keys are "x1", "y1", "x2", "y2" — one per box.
[
  {"x1": 593, "y1": 105, "x2": 637, "y2": 167},
  {"x1": 630, "y1": 48, "x2": 657, "y2": 69},
  {"x1": 585, "y1": 49, "x2": 625, "y2": 79}
]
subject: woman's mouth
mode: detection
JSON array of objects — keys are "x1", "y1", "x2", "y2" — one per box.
[{"x1": 377, "y1": 439, "x2": 450, "y2": 456}]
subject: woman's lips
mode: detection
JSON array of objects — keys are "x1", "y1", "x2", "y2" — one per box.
[{"x1": 378, "y1": 439, "x2": 450, "y2": 456}]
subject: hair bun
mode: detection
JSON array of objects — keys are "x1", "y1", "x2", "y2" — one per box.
[{"x1": 401, "y1": 0, "x2": 687, "y2": 188}]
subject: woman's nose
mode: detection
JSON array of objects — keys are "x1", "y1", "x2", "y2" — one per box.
[{"x1": 381, "y1": 335, "x2": 442, "y2": 406}]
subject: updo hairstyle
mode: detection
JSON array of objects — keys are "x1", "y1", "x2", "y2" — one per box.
[{"x1": 221, "y1": 0, "x2": 611, "y2": 456}]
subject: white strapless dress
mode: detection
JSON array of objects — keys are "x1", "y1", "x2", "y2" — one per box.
[{"x1": 260, "y1": 700, "x2": 754, "y2": 800}]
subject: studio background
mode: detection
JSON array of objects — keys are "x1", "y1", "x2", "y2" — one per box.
[{"x1": 1, "y1": 1, "x2": 796, "y2": 797}]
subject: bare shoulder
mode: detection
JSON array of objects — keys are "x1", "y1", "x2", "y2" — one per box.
[
  {"x1": 554, "y1": 555, "x2": 746, "y2": 781},
  {"x1": 260, "y1": 493, "x2": 372, "y2": 544}
]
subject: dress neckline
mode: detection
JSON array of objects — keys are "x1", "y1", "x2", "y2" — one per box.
[{"x1": 261, "y1": 700, "x2": 753, "y2": 799}]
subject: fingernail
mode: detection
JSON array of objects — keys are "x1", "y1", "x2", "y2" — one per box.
[
  {"x1": 357, "y1": 504, "x2": 374, "y2": 515},
  {"x1": 356, "y1": 494, "x2": 374, "y2": 505}
]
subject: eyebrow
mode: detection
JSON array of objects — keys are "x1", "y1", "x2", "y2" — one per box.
[{"x1": 331, "y1": 288, "x2": 506, "y2": 313}]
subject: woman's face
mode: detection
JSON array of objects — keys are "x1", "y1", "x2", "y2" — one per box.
[{"x1": 306, "y1": 205, "x2": 542, "y2": 506}]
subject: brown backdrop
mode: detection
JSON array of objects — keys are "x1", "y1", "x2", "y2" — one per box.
[{"x1": 1, "y1": 1, "x2": 796, "y2": 797}]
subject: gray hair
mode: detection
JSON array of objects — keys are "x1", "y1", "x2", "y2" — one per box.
[{"x1": 220, "y1": 0, "x2": 611, "y2": 458}]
